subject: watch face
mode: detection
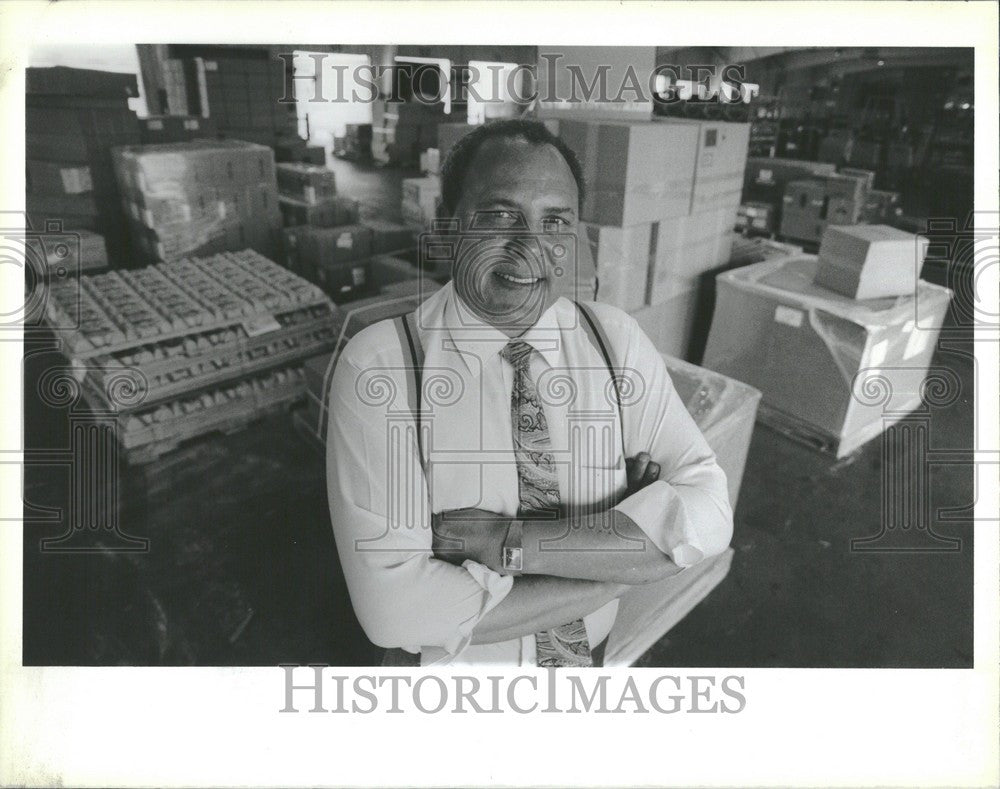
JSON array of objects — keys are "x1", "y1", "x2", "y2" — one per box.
[{"x1": 503, "y1": 546, "x2": 523, "y2": 572}]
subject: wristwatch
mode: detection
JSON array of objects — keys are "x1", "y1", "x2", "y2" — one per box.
[{"x1": 501, "y1": 519, "x2": 524, "y2": 575}]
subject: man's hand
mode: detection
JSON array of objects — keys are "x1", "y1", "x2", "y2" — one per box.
[
  {"x1": 625, "y1": 452, "x2": 661, "y2": 498},
  {"x1": 431, "y1": 508, "x2": 510, "y2": 573}
]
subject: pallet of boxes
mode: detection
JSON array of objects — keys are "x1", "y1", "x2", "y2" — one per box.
[
  {"x1": 702, "y1": 223, "x2": 951, "y2": 458},
  {"x1": 26, "y1": 66, "x2": 144, "y2": 270},
  {"x1": 371, "y1": 100, "x2": 445, "y2": 167},
  {"x1": 42, "y1": 249, "x2": 342, "y2": 465},
  {"x1": 113, "y1": 139, "x2": 284, "y2": 264},
  {"x1": 275, "y1": 163, "x2": 377, "y2": 302}
]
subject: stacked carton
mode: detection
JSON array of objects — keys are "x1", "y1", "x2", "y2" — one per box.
[
  {"x1": 198, "y1": 54, "x2": 298, "y2": 148},
  {"x1": 702, "y1": 251, "x2": 950, "y2": 457},
  {"x1": 112, "y1": 139, "x2": 283, "y2": 263},
  {"x1": 26, "y1": 66, "x2": 143, "y2": 266},
  {"x1": 550, "y1": 116, "x2": 750, "y2": 359},
  {"x1": 371, "y1": 101, "x2": 445, "y2": 166},
  {"x1": 741, "y1": 157, "x2": 837, "y2": 230},
  {"x1": 334, "y1": 124, "x2": 373, "y2": 162},
  {"x1": 780, "y1": 171, "x2": 869, "y2": 245},
  {"x1": 401, "y1": 176, "x2": 442, "y2": 229},
  {"x1": 139, "y1": 115, "x2": 217, "y2": 145},
  {"x1": 43, "y1": 249, "x2": 340, "y2": 463}
]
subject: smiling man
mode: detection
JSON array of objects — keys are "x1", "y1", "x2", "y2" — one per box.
[{"x1": 326, "y1": 118, "x2": 733, "y2": 667}]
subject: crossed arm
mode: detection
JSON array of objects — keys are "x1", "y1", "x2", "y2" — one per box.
[{"x1": 432, "y1": 453, "x2": 690, "y2": 645}]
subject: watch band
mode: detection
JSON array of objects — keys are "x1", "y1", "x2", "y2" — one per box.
[{"x1": 501, "y1": 518, "x2": 524, "y2": 575}]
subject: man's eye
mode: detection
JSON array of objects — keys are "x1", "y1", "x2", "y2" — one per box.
[
  {"x1": 477, "y1": 210, "x2": 521, "y2": 229},
  {"x1": 542, "y1": 217, "x2": 571, "y2": 232}
]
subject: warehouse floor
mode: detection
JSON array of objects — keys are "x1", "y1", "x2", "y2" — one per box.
[{"x1": 22, "y1": 158, "x2": 975, "y2": 668}]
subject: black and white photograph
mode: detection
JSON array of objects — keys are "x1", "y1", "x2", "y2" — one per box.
[{"x1": 1, "y1": 1, "x2": 997, "y2": 787}]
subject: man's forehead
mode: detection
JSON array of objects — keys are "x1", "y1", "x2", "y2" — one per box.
[{"x1": 462, "y1": 136, "x2": 577, "y2": 197}]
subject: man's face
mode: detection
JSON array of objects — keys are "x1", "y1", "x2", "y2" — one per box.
[{"x1": 451, "y1": 136, "x2": 580, "y2": 335}]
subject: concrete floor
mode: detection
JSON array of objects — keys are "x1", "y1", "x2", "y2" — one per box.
[{"x1": 21, "y1": 157, "x2": 975, "y2": 667}]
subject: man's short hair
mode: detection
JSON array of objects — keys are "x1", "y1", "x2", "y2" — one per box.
[{"x1": 439, "y1": 118, "x2": 586, "y2": 217}]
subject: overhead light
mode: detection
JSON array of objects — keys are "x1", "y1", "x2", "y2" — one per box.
[
  {"x1": 877, "y1": 59, "x2": 885, "y2": 67},
  {"x1": 960, "y1": 102, "x2": 971, "y2": 110}
]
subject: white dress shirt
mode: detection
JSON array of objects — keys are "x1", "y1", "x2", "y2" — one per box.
[{"x1": 326, "y1": 282, "x2": 733, "y2": 665}]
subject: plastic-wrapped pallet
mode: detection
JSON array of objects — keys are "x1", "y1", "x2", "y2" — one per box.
[
  {"x1": 604, "y1": 353, "x2": 760, "y2": 666},
  {"x1": 702, "y1": 255, "x2": 952, "y2": 457},
  {"x1": 112, "y1": 140, "x2": 282, "y2": 262}
]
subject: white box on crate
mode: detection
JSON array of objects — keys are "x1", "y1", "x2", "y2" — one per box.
[
  {"x1": 814, "y1": 224, "x2": 929, "y2": 300},
  {"x1": 702, "y1": 255, "x2": 952, "y2": 457}
]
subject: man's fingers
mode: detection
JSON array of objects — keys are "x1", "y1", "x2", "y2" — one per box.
[
  {"x1": 630, "y1": 452, "x2": 651, "y2": 483},
  {"x1": 644, "y1": 461, "x2": 661, "y2": 483}
]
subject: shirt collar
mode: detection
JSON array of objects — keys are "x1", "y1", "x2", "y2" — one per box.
[{"x1": 440, "y1": 283, "x2": 569, "y2": 374}]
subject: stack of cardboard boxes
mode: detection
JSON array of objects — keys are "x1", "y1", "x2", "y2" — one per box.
[
  {"x1": 139, "y1": 115, "x2": 217, "y2": 145},
  {"x1": 703, "y1": 224, "x2": 950, "y2": 457},
  {"x1": 26, "y1": 66, "x2": 143, "y2": 267},
  {"x1": 371, "y1": 100, "x2": 446, "y2": 166},
  {"x1": 112, "y1": 139, "x2": 283, "y2": 264},
  {"x1": 401, "y1": 176, "x2": 442, "y2": 229},
  {"x1": 333, "y1": 124, "x2": 373, "y2": 162},
  {"x1": 550, "y1": 116, "x2": 751, "y2": 360},
  {"x1": 198, "y1": 54, "x2": 297, "y2": 148}
]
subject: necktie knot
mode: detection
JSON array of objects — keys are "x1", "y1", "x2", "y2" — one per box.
[{"x1": 501, "y1": 339, "x2": 534, "y2": 369}]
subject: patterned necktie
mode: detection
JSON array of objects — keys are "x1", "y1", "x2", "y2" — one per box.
[{"x1": 501, "y1": 339, "x2": 593, "y2": 668}]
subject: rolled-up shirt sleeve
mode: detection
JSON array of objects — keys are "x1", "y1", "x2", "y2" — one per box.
[
  {"x1": 609, "y1": 315, "x2": 734, "y2": 563},
  {"x1": 326, "y1": 337, "x2": 513, "y2": 656}
]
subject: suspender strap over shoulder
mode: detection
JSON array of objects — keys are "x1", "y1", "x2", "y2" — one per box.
[{"x1": 574, "y1": 301, "x2": 625, "y2": 442}]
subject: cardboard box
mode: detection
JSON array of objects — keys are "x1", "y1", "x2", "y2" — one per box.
[
  {"x1": 702, "y1": 255, "x2": 952, "y2": 457},
  {"x1": 363, "y1": 219, "x2": 418, "y2": 255},
  {"x1": 402, "y1": 176, "x2": 442, "y2": 228},
  {"x1": 863, "y1": 189, "x2": 902, "y2": 224},
  {"x1": 26, "y1": 66, "x2": 139, "y2": 99},
  {"x1": 628, "y1": 288, "x2": 701, "y2": 360},
  {"x1": 369, "y1": 254, "x2": 420, "y2": 288},
  {"x1": 316, "y1": 259, "x2": 373, "y2": 303},
  {"x1": 839, "y1": 166, "x2": 876, "y2": 192},
  {"x1": 780, "y1": 177, "x2": 862, "y2": 244},
  {"x1": 139, "y1": 115, "x2": 217, "y2": 144},
  {"x1": 814, "y1": 224, "x2": 930, "y2": 300},
  {"x1": 584, "y1": 223, "x2": 654, "y2": 312},
  {"x1": 742, "y1": 157, "x2": 837, "y2": 206},
  {"x1": 26, "y1": 160, "x2": 93, "y2": 195},
  {"x1": 648, "y1": 207, "x2": 736, "y2": 305},
  {"x1": 736, "y1": 201, "x2": 775, "y2": 234},
  {"x1": 276, "y1": 163, "x2": 337, "y2": 203},
  {"x1": 657, "y1": 119, "x2": 751, "y2": 214},
  {"x1": 558, "y1": 119, "x2": 700, "y2": 226},
  {"x1": 420, "y1": 148, "x2": 441, "y2": 175},
  {"x1": 279, "y1": 195, "x2": 359, "y2": 228},
  {"x1": 297, "y1": 224, "x2": 374, "y2": 270}
]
